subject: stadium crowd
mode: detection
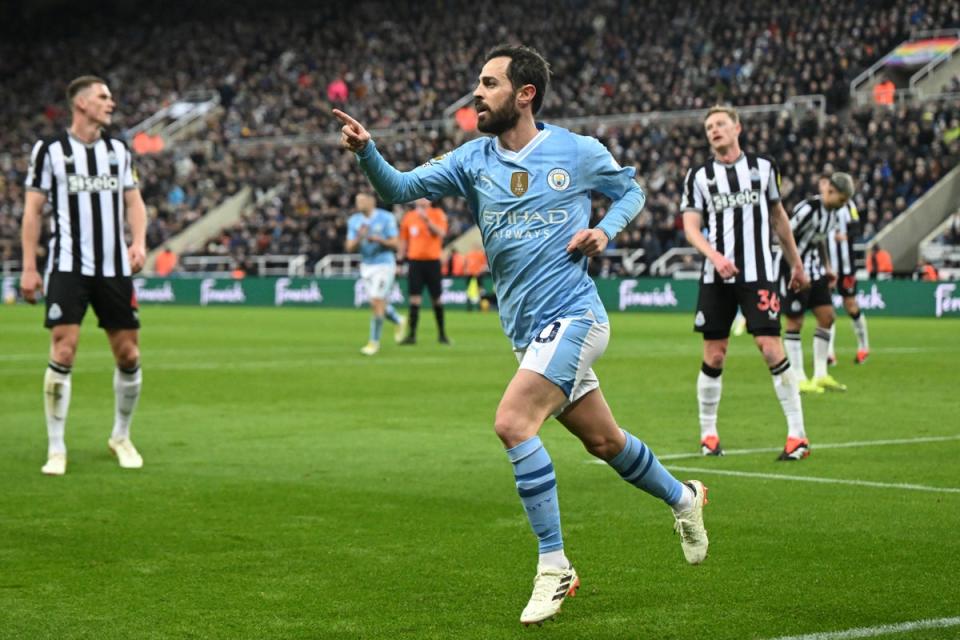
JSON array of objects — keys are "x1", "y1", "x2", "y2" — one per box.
[
  {"x1": 189, "y1": 97, "x2": 960, "y2": 274},
  {"x1": 2, "y1": 0, "x2": 958, "y2": 272}
]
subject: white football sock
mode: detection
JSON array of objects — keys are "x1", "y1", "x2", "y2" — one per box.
[
  {"x1": 44, "y1": 363, "x2": 72, "y2": 456},
  {"x1": 538, "y1": 549, "x2": 570, "y2": 571},
  {"x1": 828, "y1": 323, "x2": 837, "y2": 359},
  {"x1": 111, "y1": 365, "x2": 142, "y2": 441},
  {"x1": 852, "y1": 312, "x2": 869, "y2": 351},
  {"x1": 671, "y1": 483, "x2": 696, "y2": 513},
  {"x1": 771, "y1": 360, "x2": 805, "y2": 440},
  {"x1": 697, "y1": 369, "x2": 722, "y2": 440},
  {"x1": 784, "y1": 331, "x2": 806, "y2": 381},
  {"x1": 813, "y1": 327, "x2": 831, "y2": 379}
]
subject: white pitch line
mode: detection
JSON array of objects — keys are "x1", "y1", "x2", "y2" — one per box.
[
  {"x1": 587, "y1": 434, "x2": 960, "y2": 465},
  {"x1": 762, "y1": 615, "x2": 960, "y2": 640},
  {"x1": 667, "y1": 465, "x2": 960, "y2": 494},
  {"x1": 656, "y1": 434, "x2": 960, "y2": 461}
]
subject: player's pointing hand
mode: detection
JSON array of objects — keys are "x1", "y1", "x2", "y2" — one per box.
[
  {"x1": 566, "y1": 228, "x2": 609, "y2": 258},
  {"x1": 333, "y1": 109, "x2": 370, "y2": 153}
]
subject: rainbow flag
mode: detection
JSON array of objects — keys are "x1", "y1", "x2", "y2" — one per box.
[{"x1": 886, "y1": 37, "x2": 958, "y2": 67}]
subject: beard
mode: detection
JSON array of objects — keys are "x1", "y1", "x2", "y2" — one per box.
[{"x1": 476, "y1": 100, "x2": 521, "y2": 135}]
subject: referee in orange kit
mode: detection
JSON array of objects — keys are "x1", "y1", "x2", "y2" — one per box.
[{"x1": 398, "y1": 198, "x2": 450, "y2": 344}]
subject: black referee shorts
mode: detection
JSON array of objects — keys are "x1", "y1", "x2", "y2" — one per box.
[
  {"x1": 44, "y1": 272, "x2": 140, "y2": 330},
  {"x1": 407, "y1": 259, "x2": 443, "y2": 304}
]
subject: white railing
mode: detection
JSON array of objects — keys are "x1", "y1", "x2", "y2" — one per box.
[
  {"x1": 851, "y1": 29, "x2": 960, "y2": 105},
  {"x1": 620, "y1": 248, "x2": 647, "y2": 276},
  {"x1": 178, "y1": 254, "x2": 306, "y2": 276},
  {"x1": 919, "y1": 214, "x2": 960, "y2": 264},
  {"x1": 179, "y1": 255, "x2": 234, "y2": 274},
  {"x1": 255, "y1": 254, "x2": 306, "y2": 277},
  {"x1": 314, "y1": 253, "x2": 362, "y2": 277},
  {"x1": 126, "y1": 90, "x2": 220, "y2": 142},
  {"x1": 649, "y1": 247, "x2": 701, "y2": 278},
  {"x1": 2, "y1": 260, "x2": 21, "y2": 276}
]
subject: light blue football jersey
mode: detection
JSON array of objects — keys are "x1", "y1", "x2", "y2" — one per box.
[
  {"x1": 346, "y1": 208, "x2": 398, "y2": 266},
  {"x1": 356, "y1": 123, "x2": 645, "y2": 348}
]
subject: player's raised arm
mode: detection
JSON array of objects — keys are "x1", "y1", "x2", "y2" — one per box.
[
  {"x1": 333, "y1": 109, "x2": 468, "y2": 206},
  {"x1": 333, "y1": 109, "x2": 371, "y2": 153}
]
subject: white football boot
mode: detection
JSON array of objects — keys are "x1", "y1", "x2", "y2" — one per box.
[
  {"x1": 519, "y1": 566, "x2": 580, "y2": 626},
  {"x1": 41, "y1": 452, "x2": 67, "y2": 476},
  {"x1": 108, "y1": 437, "x2": 144, "y2": 469},
  {"x1": 394, "y1": 316, "x2": 407, "y2": 343},
  {"x1": 673, "y1": 480, "x2": 709, "y2": 564}
]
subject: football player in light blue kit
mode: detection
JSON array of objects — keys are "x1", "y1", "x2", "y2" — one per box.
[
  {"x1": 334, "y1": 45, "x2": 708, "y2": 625},
  {"x1": 345, "y1": 193, "x2": 406, "y2": 356}
]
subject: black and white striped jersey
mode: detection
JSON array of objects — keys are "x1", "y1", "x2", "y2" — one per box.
[
  {"x1": 826, "y1": 202, "x2": 859, "y2": 277},
  {"x1": 25, "y1": 131, "x2": 139, "y2": 277},
  {"x1": 681, "y1": 152, "x2": 781, "y2": 285},
  {"x1": 780, "y1": 195, "x2": 837, "y2": 281}
]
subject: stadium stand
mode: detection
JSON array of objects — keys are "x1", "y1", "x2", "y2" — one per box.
[{"x1": 2, "y1": 1, "x2": 958, "y2": 275}]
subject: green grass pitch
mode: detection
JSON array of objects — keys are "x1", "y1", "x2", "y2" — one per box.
[{"x1": 1, "y1": 305, "x2": 958, "y2": 640}]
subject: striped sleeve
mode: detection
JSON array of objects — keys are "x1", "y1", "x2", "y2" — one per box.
[
  {"x1": 790, "y1": 200, "x2": 813, "y2": 234},
  {"x1": 25, "y1": 140, "x2": 52, "y2": 192},
  {"x1": 121, "y1": 140, "x2": 139, "y2": 190},
  {"x1": 766, "y1": 157, "x2": 782, "y2": 202},
  {"x1": 680, "y1": 167, "x2": 704, "y2": 212}
]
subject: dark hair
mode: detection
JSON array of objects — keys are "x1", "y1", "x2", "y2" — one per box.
[
  {"x1": 66, "y1": 75, "x2": 107, "y2": 106},
  {"x1": 484, "y1": 45, "x2": 551, "y2": 115}
]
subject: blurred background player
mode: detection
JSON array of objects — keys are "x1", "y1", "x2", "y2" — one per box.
[
  {"x1": 398, "y1": 198, "x2": 450, "y2": 345},
  {"x1": 826, "y1": 186, "x2": 870, "y2": 365},
  {"x1": 20, "y1": 76, "x2": 148, "y2": 475},
  {"x1": 335, "y1": 44, "x2": 708, "y2": 626},
  {"x1": 681, "y1": 105, "x2": 811, "y2": 461},
  {"x1": 345, "y1": 193, "x2": 405, "y2": 355},
  {"x1": 780, "y1": 173, "x2": 855, "y2": 394}
]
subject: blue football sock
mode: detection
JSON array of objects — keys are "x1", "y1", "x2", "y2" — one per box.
[
  {"x1": 369, "y1": 316, "x2": 384, "y2": 342},
  {"x1": 608, "y1": 429, "x2": 684, "y2": 505},
  {"x1": 385, "y1": 305, "x2": 401, "y2": 324},
  {"x1": 506, "y1": 436, "x2": 563, "y2": 553}
]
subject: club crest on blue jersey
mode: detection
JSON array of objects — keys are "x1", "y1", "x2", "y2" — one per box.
[
  {"x1": 510, "y1": 171, "x2": 529, "y2": 197},
  {"x1": 547, "y1": 168, "x2": 571, "y2": 191}
]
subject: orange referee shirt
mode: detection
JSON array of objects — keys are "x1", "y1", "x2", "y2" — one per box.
[{"x1": 400, "y1": 207, "x2": 448, "y2": 260}]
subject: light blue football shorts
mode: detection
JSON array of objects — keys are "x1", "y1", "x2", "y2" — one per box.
[{"x1": 514, "y1": 312, "x2": 610, "y2": 415}]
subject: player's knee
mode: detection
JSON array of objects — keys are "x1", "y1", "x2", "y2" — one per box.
[
  {"x1": 115, "y1": 344, "x2": 140, "y2": 370},
  {"x1": 756, "y1": 338, "x2": 782, "y2": 362},
  {"x1": 703, "y1": 345, "x2": 727, "y2": 369},
  {"x1": 51, "y1": 339, "x2": 78, "y2": 366},
  {"x1": 493, "y1": 410, "x2": 537, "y2": 448}
]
